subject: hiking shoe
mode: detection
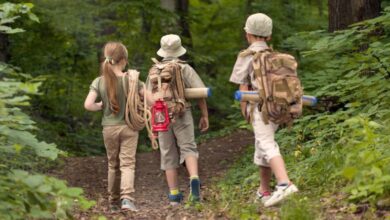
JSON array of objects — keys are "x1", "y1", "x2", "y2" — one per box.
[
  {"x1": 264, "y1": 183, "x2": 298, "y2": 207},
  {"x1": 121, "y1": 199, "x2": 138, "y2": 212},
  {"x1": 109, "y1": 204, "x2": 120, "y2": 213},
  {"x1": 255, "y1": 190, "x2": 271, "y2": 204},
  {"x1": 168, "y1": 192, "x2": 184, "y2": 206},
  {"x1": 189, "y1": 178, "x2": 201, "y2": 202}
]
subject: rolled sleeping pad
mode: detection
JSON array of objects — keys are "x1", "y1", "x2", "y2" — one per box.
[
  {"x1": 302, "y1": 95, "x2": 318, "y2": 106},
  {"x1": 234, "y1": 90, "x2": 317, "y2": 107},
  {"x1": 185, "y1": 87, "x2": 212, "y2": 99}
]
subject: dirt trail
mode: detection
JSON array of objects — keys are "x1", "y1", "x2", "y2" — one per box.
[{"x1": 51, "y1": 130, "x2": 253, "y2": 219}]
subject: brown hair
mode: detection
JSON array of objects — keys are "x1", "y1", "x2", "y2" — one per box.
[{"x1": 101, "y1": 42, "x2": 128, "y2": 114}]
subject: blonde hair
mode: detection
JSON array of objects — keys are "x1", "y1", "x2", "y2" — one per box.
[{"x1": 100, "y1": 42, "x2": 128, "y2": 114}]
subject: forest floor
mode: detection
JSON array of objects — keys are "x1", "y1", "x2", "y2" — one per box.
[{"x1": 51, "y1": 129, "x2": 253, "y2": 219}]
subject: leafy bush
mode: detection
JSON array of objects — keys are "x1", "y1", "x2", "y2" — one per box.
[
  {"x1": 280, "y1": 196, "x2": 317, "y2": 220},
  {"x1": 212, "y1": 6, "x2": 390, "y2": 218},
  {"x1": 0, "y1": 169, "x2": 94, "y2": 220},
  {"x1": 281, "y1": 6, "x2": 390, "y2": 203},
  {"x1": 0, "y1": 3, "x2": 94, "y2": 219}
]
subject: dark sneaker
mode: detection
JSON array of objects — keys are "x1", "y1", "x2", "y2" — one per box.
[
  {"x1": 109, "y1": 204, "x2": 120, "y2": 213},
  {"x1": 168, "y1": 192, "x2": 184, "y2": 206},
  {"x1": 189, "y1": 178, "x2": 201, "y2": 202},
  {"x1": 121, "y1": 199, "x2": 138, "y2": 212}
]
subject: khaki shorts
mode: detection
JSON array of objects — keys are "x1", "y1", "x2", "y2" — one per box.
[
  {"x1": 251, "y1": 107, "x2": 281, "y2": 167},
  {"x1": 158, "y1": 109, "x2": 199, "y2": 170}
]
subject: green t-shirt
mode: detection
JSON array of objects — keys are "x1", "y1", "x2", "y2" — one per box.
[{"x1": 89, "y1": 76, "x2": 143, "y2": 126}]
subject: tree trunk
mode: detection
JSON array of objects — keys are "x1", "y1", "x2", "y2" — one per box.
[
  {"x1": 160, "y1": 0, "x2": 193, "y2": 62},
  {"x1": 160, "y1": 0, "x2": 176, "y2": 12},
  {"x1": 317, "y1": 0, "x2": 324, "y2": 17},
  {"x1": 245, "y1": 0, "x2": 253, "y2": 15},
  {"x1": 176, "y1": 0, "x2": 192, "y2": 50},
  {"x1": 328, "y1": 0, "x2": 381, "y2": 32},
  {"x1": 160, "y1": 0, "x2": 192, "y2": 44},
  {"x1": 0, "y1": 33, "x2": 9, "y2": 62}
]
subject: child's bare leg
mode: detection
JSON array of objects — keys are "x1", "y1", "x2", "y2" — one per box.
[
  {"x1": 165, "y1": 169, "x2": 179, "y2": 189},
  {"x1": 184, "y1": 156, "x2": 198, "y2": 177},
  {"x1": 269, "y1": 155, "x2": 290, "y2": 184},
  {"x1": 259, "y1": 166, "x2": 272, "y2": 193}
]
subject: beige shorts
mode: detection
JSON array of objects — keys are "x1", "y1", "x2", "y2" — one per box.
[
  {"x1": 251, "y1": 107, "x2": 281, "y2": 167},
  {"x1": 158, "y1": 109, "x2": 199, "y2": 170}
]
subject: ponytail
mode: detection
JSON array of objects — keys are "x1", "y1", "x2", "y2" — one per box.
[
  {"x1": 102, "y1": 60, "x2": 120, "y2": 114},
  {"x1": 100, "y1": 42, "x2": 128, "y2": 115}
]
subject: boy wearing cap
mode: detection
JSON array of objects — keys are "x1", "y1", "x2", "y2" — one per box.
[
  {"x1": 147, "y1": 34, "x2": 209, "y2": 205},
  {"x1": 229, "y1": 13, "x2": 298, "y2": 207}
]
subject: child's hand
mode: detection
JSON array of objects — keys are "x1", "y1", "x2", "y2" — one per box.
[
  {"x1": 199, "y1": 116, "x2": 209, "y2": 132},
  {"x1": 97, "y1": 101, "x2": 103, "y2": 110}
]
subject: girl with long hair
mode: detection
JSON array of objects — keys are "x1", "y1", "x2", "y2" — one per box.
[{"x1": 84, "y1": 42, "x2": 145, "y2": 212}]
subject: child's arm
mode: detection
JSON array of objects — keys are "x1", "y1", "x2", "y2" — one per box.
[
  {"x1": 239, "y1": 84, "x2": 250, "y2": 120},
  {"x1": 84, "y1": 90, "x2": 103, "y2": 111},
  {"x1": 197, "y1": 98, "x2": 209, "y2": 132},
  {"x1": 229, "y1": 53, "x2": 252, "y2": 121},
  {"x1": 139, "y1": 88, "x2": 157, "y2": 107}
]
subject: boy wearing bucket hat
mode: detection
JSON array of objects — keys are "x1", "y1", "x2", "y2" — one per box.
[
  {"x1": 229, "y1": 13, "x2": 298, "y2": 207},
  {"x1": 147, "y1": 34, "x2": 209, "y2": 205}
]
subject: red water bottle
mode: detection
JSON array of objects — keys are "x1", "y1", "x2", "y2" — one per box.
[{"x1": 151, "y1": 100, "x2": 170, "y2": 134}]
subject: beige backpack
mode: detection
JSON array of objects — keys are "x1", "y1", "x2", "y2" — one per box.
[
  {"x1": 148, "y1": 59, "x2": 187, "y2": 116},
  {"x1": 251, "y1": 49, "x2": 303, "y2": 125}
]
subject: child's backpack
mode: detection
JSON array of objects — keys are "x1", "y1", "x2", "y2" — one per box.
[
  {"x1": 251, "y1": 49, "x2": 303, "y2": 125},
  {"x1": 148, "y1": 59, "x2": 187, "y2": 116}
]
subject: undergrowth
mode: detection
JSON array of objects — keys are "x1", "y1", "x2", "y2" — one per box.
[
  {"x1": 0, "y1": 3, "x2": 94, "y2": 219},
  {"x1": 210, "y1": 7, "x2": 390, "y2": 219}
]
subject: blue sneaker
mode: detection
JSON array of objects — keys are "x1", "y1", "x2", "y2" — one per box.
[
  {"x1": 168, "y1": 192, "x2": 184, "y2": 206},
  {"x1": 189, "y1": 178, "x2": 201, "y2": 202}
]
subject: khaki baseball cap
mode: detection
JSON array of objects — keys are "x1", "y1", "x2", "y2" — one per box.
[
  {"x1": 244, "y1": 13, "x2": 272, "y2": 37},
  {"x1": 157, "y1": 34, "x2": 187, "y2": 58}
]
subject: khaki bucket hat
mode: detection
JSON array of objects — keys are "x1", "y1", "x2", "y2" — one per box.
[
  {"x1": 157, "y1": 34, "x2": 187, "y2": 58},
  {"x1": 244, "y1": 13, "x2": 273, "y2": 37}
]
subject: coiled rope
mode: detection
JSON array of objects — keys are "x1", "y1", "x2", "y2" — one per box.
[{"x1": 123, "y1": 70, "x2": 158, "y2": 150}]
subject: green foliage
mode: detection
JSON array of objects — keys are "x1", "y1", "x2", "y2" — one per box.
[
  {"x1": 212, "y1": 147, "x2": 260, "y2": 219},
  {"x1": 280, "y1": 6, "x2": 390, "y2": 204},
  {"x1": 0, "y1": 169, "x2": 95, "y2": 220},
  {"x1": 341, "y1": 117, "x2": 390, "y2": 203},
  {"x1": 0, "y1": 2, "x2": 60, "y2": 169},
  {"x1": 0, "y1": 2, "x2": 39, "y2": 34},
  {"x1": 280, "y1": 196, "x2": 317, "y2": 220},
  {"x1": 5, "y1": 0, "x2": 327, "y2": 155},
  {"x1": 0, "y1": 3, "x2": 93, "y2": 219}
]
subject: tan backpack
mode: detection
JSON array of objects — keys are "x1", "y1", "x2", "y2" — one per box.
[
  {"x1": 148, "y1": 59, "x2": 187, "y2": 116},
  {"x1": 251, "y1": 49, "x2": 303, "y2": 125}
]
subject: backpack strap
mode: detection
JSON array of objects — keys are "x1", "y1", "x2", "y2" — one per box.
[
  {"x1": 151, "y1": 57, "x2": 159, "y2": 64},
  {"x1": 252, "y1": 51, "x2": 272, "y2": 124},
  {"x1": 239, "y1": 49, "x2": 256, "y2": 57},
  {"x1": 122, "y1": 72, "x2": 129, "y2": 98}
]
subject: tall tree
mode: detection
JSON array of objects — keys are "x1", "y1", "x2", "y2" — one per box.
[
  {"x1": 328, "y1": 0, "x2": 381, "y2": 32},
  {"x1": 177, "y1": 0, "x2": 192, "y2": 50},
  {"x1": 160, "y1": 0, "x2": 193, "y2": 62},
  {"x1": 0, "y1": 34, "x2": 9, "y2": 62}
]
